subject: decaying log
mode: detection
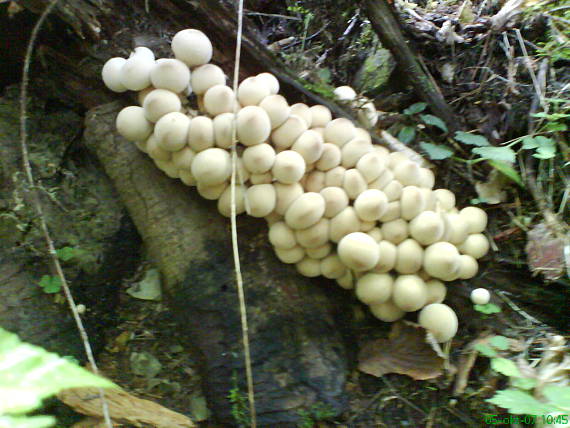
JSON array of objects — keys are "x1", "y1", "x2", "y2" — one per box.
[{"x1": 84, "y1": 102, "x2": 348, "y2": 425}]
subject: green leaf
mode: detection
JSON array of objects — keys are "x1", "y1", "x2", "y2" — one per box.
[
  {"x1": 55, "y1": 247, "x2": 76, "y2": 262},
  {"x1": 420, "y1": 114, "x2": 448, "y2": 132},
  {"x1": 454, "y1": 131, "x2": 490, "y2": 146},
  {"x1": 487, "y1": 389, "x2": 553, "y2": 414},
  {"x1": 544, "y1": 121, "x2": 567, "y2": 132},
  {"x1": 0, "y1": 415, "x2": 56, "y2": 428},
  {"x1": 474, "y1": 303, "x2": 501, "y2": 314},
  {"x1": 489, "y1": 336, "x2": 509, "y2": 351},
  {"x1": 397, "y1": 126, "x2": 416, "y2": 144},
  {"x1": 491, "y1": 357, "x2": 521, "y2": 377},
  {"x1": 533, "y1": 137, "x2": 557, "y2": 159},
  {"x1": 511, "y1": 377, "x2": 537, "y2": 390},
  {"x1": 0, "y1": 328, "x2": 115, "y2": 415},
  {"x1": 522, "y1": 136, "x2": 540, "y2": 149},
  {"x1": 472, "y1": 146, "x2": 516, "y2": 163},
  {"x1": 403, "y1": 102, "x2": 427, "y2": 115},
  {"x1": 543, "y1": 386, "x2": 570, "y2": 411},
  {"x1": 474, "y1": 343, "x2": 497, "y2": 357},
  {"x1": 420, "y1": 142, "x2": 454, "y2": 160},
  {"x1": 38, "y1": 276, "x2": 61, "y2": 294},
  {"x1": 487, "y1": 161, "x2": 523, "y2": 186}
]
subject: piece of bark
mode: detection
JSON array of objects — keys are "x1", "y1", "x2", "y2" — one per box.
[{"x1": 84, "y1": 102, "x2": 348, "y2": 425}]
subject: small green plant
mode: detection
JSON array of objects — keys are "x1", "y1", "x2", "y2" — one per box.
[
  {"x1": 474, "y1": 303, "x2": 502, "y2": 314},
  {"x1": 397, "y1": 102, "x2": 449, "y2": 145},
  {"x1": 38, "y1": 275, "x2": 62, "y2": 294},
  {"x1": 0, "y1": 327, "x2": 115, "y2": 427},
  {"x1": 475, "y1": 335, "x2": 570, "y2": 420},
  {"x1": 297, "y1": 402, "x2": 336, "y2": 428},
  {"x1": 227, "y1": 374, "x2": 250, "y2": 427}
]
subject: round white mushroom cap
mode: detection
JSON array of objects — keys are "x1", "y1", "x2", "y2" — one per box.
[
  {"x1": 333, "y1": 85, "x2": 357, "y2": 102},
  {"x1": 154, "y1": 111, "x2": 191, "y2": 152},
  {"x1": 242, "y1": 143, "x2": 275, "y2": 174},
  {"x1": 238, "y1": 76, "x2": 271, "y2": 106},
  {"x1": 356, "y1": 273, "x2": 393, "y2": 305},
  {"x1": 459, "y1": 206, "x2": 488, "y2": 234},
  {"x1": 150, "y1": 58, "x2": 191, "y2": 93},
  {"x1": 116, "y1": 106, "x2": 153, "y2": 142},
  {"x1": 191, "y1": 64, "x2": 226, "y2": 95},
  {"x1": 423, "y1": 242, "x2": 461, "y2": 281},
  {"x1": 203, "y1": 85, "x2": 236, "y2": 116},
  {"x1": 425, "y1": 279, "x2": 447, "y2": 304},
  {"x1": 409, "y1": 211, "x2": 445, "y2": 246},
  {"x1": 274, "y1": 182, "x2": 304, "y2": 215},
  {"x1": 259, "y1": 95, "x2": 290, "y2": 129},
  {"x1": 119, "y1": 49, "x2": 155, "y2": 91},
  {"x1": 394, "y1": 239, "x2": 424, "y2": 274},
  {"x1": 392, "y1": 274, "x2": 428, "y2": 312},
  {"x1": 418, "y1": 303, "x2": 458, "y2": 342},
  {"x1": 102, "y1": 57, "x2": 128, "y2": 93},
  {"x1": 320, "y1": 253, "x2": 347, "y2": 279},
  {"x1": 324, "y1": 118, "x2": 355, "y2": 147},
  {"x1": 329, "y1": 207, "x2": 361, "y2": 243},
  {"x1": 271, "y1": 115, "x2": 308, "y2": 150},
  {"x1": 272, "y1": 150, "x2": 306, "y2": 184},
  {"x1": 284, "y1": 192, "x2": 325, "y2": 230},
  {"x1": 191, "y1": 147, "x2": 232, "y2": 186},
  {"x1": 309, "y1": 105, "x2": 332, "y2": 128},
  {"x1": 246, "y1": 184, "x2": 277, "y2": 217},
  {"x1": 470, "y1": 288, "x2": 490, "y2": 305},
  {"x1": 236, "y1": 106, "x2": 271, "y2": 146},
  {"x1": 321, "y1": 187, "x2": 349, "y2": 218},
  {"x1": 369, "y1": 300, "x2": 405, "y2": 322},
  {"x1": 341, "y1": 138, "x2": 373, "y2": 168},
  {"x1": 290, "y1": 103, "x2": 313, "y2": 128},
  {"x1": 143, "y1": 89, "x2": 182, "y2": 122},
  {"x1": 217, "y1": 184, "x2": 246, "y2": 217},
  {"x1": 268, "y1": 221, "x2": 297, "y2": 249},
  {"x1": 291, "y1": 130, "x2": 324, "y2": 164},
  {"x1": 188, "y1": 116, "x2": 215, "y2": 152},
  {"x1": 171, "y1": 29, "x2": 213, "y2": 67},
  {"x1": 337, "y1": 232, "x2": 380, "y2": 272},
  {"x1": 256, "y1": 72, "x2": 280, "y2": 94},
  {"x1": 354, "y1": 189, "x2": 389, "y2": 222},
  {"x1": 457, "y1": 233, "x2": 490, "y2": 259}
]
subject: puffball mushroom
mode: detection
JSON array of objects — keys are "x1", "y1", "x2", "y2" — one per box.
[
  {"x1": 409, "y1": 211, "x2": 445, "y2": 245},
  {"x1": 150, "y1": 58, "x2": 191, "y2": 93},
  {"x1": 101, "y1": 57, "x2": 128, "y2": 92},
  {"x1": 333, "y1": 85, "x2": 357, "y2": 102},
  {"x1": 259, "y1": 95, "x2": 291, "y2": 129},
  {"x1": 274, "y1": 182, "x2": 304, "y2": 215},
  {"x1": 271, "y1": 115, "x2": 308, "y2": 150},
  {"x1": 236, "y1": 106, "x2": 271, "y2": 146},
  {"x1": 392, "y1": 275, "x2": 428, "y2": 312},
  {"x1": 320, "y1": 253, "x2": 347, "y2": 279},
  {"x1": 321, "y1": 187, "x2": 349, "y2": 218},
  {"x1": 154, "y1": 112, "x2": 191, "y2": 152},
  {"x1": 188, "y1": 116, "x2": 215, "y2": 152},
  {"x1": 246, "y1": 184, "x2": 276, "y2": 217},
  {"x1": 458, "y1": 233, "x2": 490, "y2": 259},
  {"x1": 191, "y1": 147, "x2": 231, "y2": 185},
  {"x1": 324, "y1": 166, "x2": 346, "y2": 188},
  {"x1": 171, "y1": 147, "x2": 196, "y2": 170},
  {"x1": 309, "y1": 105, "x2": 332, "y2": 128},
  {"x1": 272, "y1": 150, "x2": 306, "y2": 184},
  {"x1": 433, "y1": 188, "x2": 456, "y2": 211},
  {"x1": 324, "y1": 118, "x2": 356, "y2": 147},
  {"x1": 379, "y1": 201, "x2": 401, "y2": 222},
  {"x1": 418, "y1": 303, "x2": 458, "y2": 342},
  {"x1": 296, "y1": 257, "x2": 321, "y2": 278},
  {"x1": 116, "y1": 106, "x2": 154, "y2": 142},
  {"x1": 459, "y1": 206, "x2": 488, "y2": 234},
  {"x1": 330, "y1": 207, "x2": 361, "y2": 243},
  {"x1": 284, "y1": 192, "x2": 325, "y2": 230},
  {"x1": 256, "y1": 72, "x2": 280, "y2": 94},
  {"x1": 373, "y1": 240, "x2": 397, "y2": 273},
  {"x1": 341, "y1": 138, "x2": 373, "y2": 168},
  {"x1": 143, "y1": 89, "x2": 182, "y2": 122},
  {"x1": 395, "y1": 239, "x2": 424, "y2": 274},
  {"x1": 119, "y1": 48, "x2": 155, "y2": 91},
  {"x1": 425, "y1": 279, "x2": 447, "y2": 304},
  {"x1": 423, "y1": 242, "x2": 461, "y2": 281},
  {"x1": 306, "y1": 243, "x2": 332, "y2": 259},
  {"x1": 444, "y1": 213, "x2": 470, "y2": 245},
  {"x1": 356, "y1": 273, "x2": 393, "y2": 305},
  {"x1": 337, "y1": 232, "x2": 380, "y2": 271},
  {"x1": 146, "y1": 134, "x2": 171, "y2": 161},
  {"x1": 381, "y1": 218, "x2": 409, "y2": 245},
  {"x1": 305, "y1": 171, "x2": 326, "y2": 192},
  {"x1": 238, "y1": 76, "x2": 271, "y2": 106},
  {"x1": 197, "y1": 181, "x2": 228, "y2": 200},
  {"x1": 291, "y1": 130, "x2": 324, "y2": 164},
  {"x1": 290, "y1": 103, "x2": 312, "y2": 128},
  {"x1": 343, "y1": 169, "x2": 367, "y2": 200},
  {"x1": 295, "y1": 218, "x2": 329, "y2": 249},
  {"x1": 470, "y1": 288, "x2": 490, "y2": 305},
  {"x1": 268, "y1": 221, "x2": 297, "y2": 249},
  {"x1": 354, "y1": 189, "x2": 388, "y2": 221},
  {"x1": 171, "y1": 28, "x2": 213, "y2": 67},
  {"x1": 213, "y1": 112, "x2": 235, "y2": 149},
  {"x1": 457, "y1": 255, "x2": 479, "y2": 279},
  {"x1": 217, "y1": 184, "x2": 246, "y2": 217},
  {"x1": 242, "y1": 143, "x2": 275, "y2": 174},
  {"x1": 356, "y1": 99, "x2": 378, "y2": 128},
  {"x1": 191, "y1": 64, "x2": 226, "y2": 95},
  {"x1": 393, "y1": 160, "x2": 422, "y2": 187},
  {"x1": 203, "y1": 85, "x2": 236, "y2": 116},
  {"x1": 369, "y1": 300, "x2": 405, "y2": 322},
  {"x1": 274, "y1": 245, "x2": 305, "y2": 264},
  {"x1": 357, "y1": 152, "x2": 386, "y2": 183},
  {"x1": 400, "y1": 186, "x2": 427, "y2": 221}
]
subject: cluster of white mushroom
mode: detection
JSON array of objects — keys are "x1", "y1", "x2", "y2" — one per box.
[{"x1": 101, "y1": 29, "x2": 491, "y2": 343}]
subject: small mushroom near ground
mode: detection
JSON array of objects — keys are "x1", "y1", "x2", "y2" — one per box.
[
  {"x1": 459, "y1": 206, "x2": 488, "y2": 234},
  {"x1": 116, "y1": 106, "x2": 154, "y2": 142},
  {"x1": 369, "y1": 300, "x2": 405, "y2": 322},
  {"x1": 146, "y1": 134, "x2": 171, "y2": 161},
  {"x1": 259, "y1": 95, "x2": 291, "y2": 129},
  {"x1": 274, "y1": 245, "x2": 305, "y2": 264},
  {"x1": 154, "y1": 159, "x2": 180, "y2": 179},
  {"x1": 272, "y1": 150, "x2": 306, "y2": 184},
  {"x1": 393, "y1": 160, "x2": 422, "y2": 187},
  {"x1": 256, "y1": 72, "x2": 280, "y2": 94},
  {"x1": 418, "y1": 303, "x2": 458, "y2": 343},
  {"x1": 295, "y1": 218, "x2": 329, "y2": 249},
  {"x1": 143, "y1": 89, "x2": 182, "y2": 122},
  {"x1": 423, "y1": 242, "x2": 461, "y2": 281},
  {"x1": 409, "y1": 211, "x2": 445, "y2": 246},
  {"x1": 457, "y1": 255, "x2": 479, "y2": 279},
  {"x1": 320, "y1": 187, "x2": 349, "y2": 218},
  {"x1": 341, "y1": 138, "x2": 373, "y2": 168},
  {"x1": 171, "y1": 147, "x2": 196, "y2": 170},
  {"x1": 373, "y1": 240, "x2": 397, "y2": 273},
  {"x1": 306, "y1": 243, "x2": 332, "y2": 259},
  {"x1": 268, "y1": 221, "x2": 297, "y2": 249},
  {"x1": 400, "y1": 186, "x2": 427, "y2": 220},
  {"x1": 237, "y1": 76, "x2": 271, "y2": 106},
  {"x1": 445, "y1": 213, "x2": 470, "y2": 245},
  {"x1": 171, "y1": 28, "x2": 213, "y2": 67},
  {"x1": 236, "y1": 106, "x2": 271, "y2": 146},
  {"x1": 368, "y1": 168, "x2": 394, "y2": 191},
  {"x1": 191, "y1": 64, "x2": 226, "y2": 95},
  {"x1": 203, "y1": 85, "x2": 236, "y2": 116},
  {"x1": 433, "y1": 188, "x2": 456, "y2": 211},
  {"x1": 309, "y1": 105, "x2": 332, "y2": 128},
  {"x1": 197, "y1": 181, "x2": 228, "y2": 200},
  {"x1": 191, "y1": 147, "x2": 232, "y2": 186},
  {"x1": 356, "y1": 273, "x2": 393, "y2": 305},
  {"x1": 329, "y1": 207, "x2": 361, "y2": 243},
  {"x1": 394, "y1": 239, "x2": 424, "y2": 274},
  {"x1": 154, "y1": 111, "x2": 191, "y2": 152},
  {"x1": 290, "y1": 103, "x2": 313, "y2": 128},
  {"x1": 102, "y1": 57, "x2": 128, "y2": 92},
  {"x1": 458, "y1": 233, "x2": 490, "y2": 259},
  {"x1": 246, "y1": 184, "x2": 277, "y2": 217},
  {"x1": 217, "y1": 185, "x2": 246, "y2": 217},
  {"x1": 324, "y1": 118, "x2": 356, "y2": 147},
  {"x1": 470, "y1": 288, "x2": 491, "y2": 305},
  {"x1": 354, "y1": 189, "x2": 388, "y2": 221},
  {"x1": 381, "y1": 218, "x2": 409, "y2": 245},
  {"x1": 425, "y1": 279, "x2": 447, "y2": 304},
  {"x1": 392, "y1": 274, "x2": 428, "y2": 312},
  {"x1": 316, "y1": 143, "x2": 342, "y2": 171},
  {"x1": 382, "y1": 180, "x2": 404, "y2": 202},
  {"x1": 274, "y1": 182, "x2": 304, "y2": 215},
  {"x1": 242, "y1": 143, "x2": 276, "y2": 174},
  {"x1": 333, "y1": 85, "x2": 357, "y2": 102},
  {"x1": 284, "y1": 192, "x2": 326, "y2": 230},
  {"x1": 188, "y1": 116, "x2": 215, "y2": 152},
  {"x1": 150, "y1": 58, "x2": 191, "y2": 93},
  {"x1": 337, "y1": 232, "x2": 380, "y2": 272},
  {"x1": 296, "y1": 257, "x2": 322, "y2": 277},
  {"x1": 271, "y1": 115, "x2": 308, "y2": 150},
  {"x1": 320, "y1": 253, "x2": 347, "y2": 279},
  {"x1": 179, "y1": 169, "x2": 197, "y2": 186},
  {"x1": 119, "y1": 47, "x2": 155, "y2": 91},
  {"x1": 291, "y1": 130, "x2": 324, "y2": 164},
  {"x1": 336, "y1": 270, "x2": 354, "y2": 290}
]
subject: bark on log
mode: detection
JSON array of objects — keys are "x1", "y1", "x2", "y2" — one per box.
[{"x1": 84, "y1": 102, "x2": 348, "y2": 425}]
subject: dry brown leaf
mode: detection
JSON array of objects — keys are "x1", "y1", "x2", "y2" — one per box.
[
  {"x1": 59, "y1": 387, "x2": 195, "y2": 428},
  {"x1": 358, "y1": 321, "x2": 445, "y2": 380},
  {"x1": 526, "y1": 222, "x2": 568, "y2": 281}
]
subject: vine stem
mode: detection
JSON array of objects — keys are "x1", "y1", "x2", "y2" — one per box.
[
  {"x1": 19, "y1": 1, "x2": 113, "y2": 426},
  {"x1": 229, "y1": 0, "x2": 257, "y2": 426}
]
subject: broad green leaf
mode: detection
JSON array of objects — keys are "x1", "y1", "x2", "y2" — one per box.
[
  {"x1": 522, "y1": 136, "x2": 540, "y2": 149},
  {"x1": 511, "y1": 377, "x2": 537, "y2": 390},
  {"x1": 403, "y1": 102, "x2": 427, "y2": 115},
  {"x1": 397, "y1": 126, "x2": 416, "y2": 144},
  {"x1": 0, "y1": 328, "x2": 115, "y2": 415},
  {"x1": 489, "y1": 336, "x2": 509, "y2": 351},
  {"x1": 534, "y1": 145, "x2": 557, "y2": 159},
  {"x1": 533, "y1": 112, "x2": 570, "y2": 120},
  {"x1": 487, "y1": 161, "x2": 523, "y2": 186},
  {"x1": 0, "y1": 415, "x2": 56, "y2": 428},
  {"x1": 544, "y1": 122, "x2": 568, "y2": 132},
  {"x1": 487, "y1": 389, "x2": 553, "y2": 414},
  {"x1": 474, "y1": 303, "x2": 501, "y2": 314},
  {"x1": 420, "y1": 142, "x2": 454, "y2": 160},
  {"x1": 55, "y1": 247, "x2": 75, "y2": 262},
  {"x1": 543, "y1": 386, "x2": 570, "y2": 411},
  {"x1": 491, "y1": 357, "x2": 521, "y2": 377},
  {"x1": 420, "y1": 114, "x2": 448, "y2": 132},
  {"x1": 473, "y1": 146, "x2": 516, "y2": 163},
  {"x1": 38, "y1": 276, "x2": 61, "y2": 294},
  {"x1": 474, "y1": 343, "x2": 497, "y2": 357},
  {"x1": 454, "y1": 131, "x2": 490, "y2": 146}
]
